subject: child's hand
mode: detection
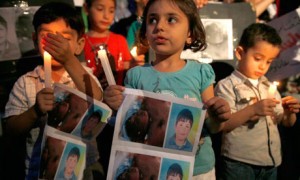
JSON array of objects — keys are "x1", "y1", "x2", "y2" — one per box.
[
  {"x1": 253, "y1": 99, "x2": 278, "y2": 117},
  {"x1": 43, "y1": 32, "x2": 74, "y2": 65},
  {"x1": 131, "y1": 54, "x2": 145, "y2": 67},
  {"x1": 103, "y1": 85, "x2": 125, "y2": 110},
  {"x1": 35, "y1": 88, "x2": 55, "y2": 116},
  {"x1": 282, "y1": 96, "x2": 300, "y2": 114},
  {"x1": 205, "y1": 96, "x2": 231, "y2": 123}
]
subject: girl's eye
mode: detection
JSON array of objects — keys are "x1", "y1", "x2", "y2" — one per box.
[
  {"x1": 148, "y1": 17, "x2": 157, "y2": 24},
  {"x1": 168, "y1": 17, "x2": 177, "y2": 23}
]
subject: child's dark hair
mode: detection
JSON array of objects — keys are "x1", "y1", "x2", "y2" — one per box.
[
  {"x1": 89, "y1": 111, "x2": 102, "y2": 122},
  {"x1": 68, "y1": 146, "x2": 80, "y2": 160},
  {"x1": 176, "y1": 109, "x2": 193, "y2": 127},
  {"x1": 85, "y1": 0, "x2": 116, "y2": 8},
  {"x1": 239, "y1": 23, "x2": 282, "y2": 51},
  {"x1": 138, "y1": 0, "x2": 206, "y2": 52},
  {"x1": 0, "y1": 15, "x2": 7, "y2": 29},
  {"x1": 167, "y1": 163, "x2": 183, "y2": 179},
  {"x1": 32, "y1": 2, "x2": 85, "y2": 38}
]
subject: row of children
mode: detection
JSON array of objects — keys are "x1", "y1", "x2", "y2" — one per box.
[{"x1": 2, "y1": 0, "x2": 299, "y2": 179}]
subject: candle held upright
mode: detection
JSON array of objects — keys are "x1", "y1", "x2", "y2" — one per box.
[
  {"x1": 43, "y1": 51, "x2": 52, "y2": 88},
  {"x1": 268, "y1": 81, "x2": 279, "y2": 99}
]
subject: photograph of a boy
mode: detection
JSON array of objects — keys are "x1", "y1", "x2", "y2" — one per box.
[
  {"x1": 113, "y1": 151, "x2": 161, "y2": 180},
  {"x1": 80, "y1": 110, "x2": 103, "y2": 139},
  {"x1": 47, "y1": 87, "x2": 91, "y2": 133},
  {"x1": 56, "y1": 146, "x2": 81, "y2": 180},
  {"x1": 165, "y1": 108, "x2": 194, "y2": 151},
  {"x1": 121, "y1": 96, "x2": 150, "y2": 143},
  {"x1": 39, "y1": 136, "x2": 66, "y2": 179},
  {"x1": 120, "y1": 95, "x2": 171, "y2": 147},
  {"x1": 166, "y1": 163, "x2": 183, "y2": 180},
  {"x1": 0, "y1": 11, "x2": 21, "y2": 61},
  {"x1": 159, "y1": 158, "x2": 190, "y2": 180}
]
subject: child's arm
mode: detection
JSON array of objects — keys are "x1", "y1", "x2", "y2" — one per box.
[
  {"x1": 44, "y1": 33, "x2": 102, "y2": 100},
  {"x1": 5, "y1": 88, "x2": 54, "y2": 135},
  {"x1": 202, "y1": 85, "x2": 231, "y2": 133},
  {"x1": 103, "y1": 85, "x2": 125, "y2": 111},
  {"x1": 280, "y1": 96, "x2": 300, "y2": 127}
]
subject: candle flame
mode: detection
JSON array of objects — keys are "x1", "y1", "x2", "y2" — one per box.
[
  {"x1": 130, "y1": 46, "x2": 137, "y2": 57},
  {"x1": 273, "y1": 81, "x2": 279, "y2": 86},
  {"x1": 44, "y1": 51, "x2": 51, "y2": 60}
]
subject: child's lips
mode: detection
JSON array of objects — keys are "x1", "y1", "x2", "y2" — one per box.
[{"x1": 155, "y1": 36, "x2": 167, "y2": 43}]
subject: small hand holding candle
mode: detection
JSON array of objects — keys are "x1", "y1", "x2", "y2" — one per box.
[
  {"x1": 43, "y1": 51, "x2": 52, "y2": 88},
  {"x1": 130, "y1": 46, "x2": 145, "y2": 66}
]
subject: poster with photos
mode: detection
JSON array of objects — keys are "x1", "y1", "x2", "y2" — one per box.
[
  {"x1": 107, "y1": 88, "x2": 207, "y2": 179},
  {"x1": 39, "y1": 127, "x2": 86, "y2": 180},
  {"x1": 47, "y1": 83, "x2": 112, "y2": 141},
  {"x1": 39, "y1": 83, "x2": 112, "y2": 176},
  {"x1": 201, "y1": 18, "x2": 234, "y2": 60}
]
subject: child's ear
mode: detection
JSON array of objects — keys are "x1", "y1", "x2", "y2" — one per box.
[
  {"x1": 235, "y1": 46, "x2": 244, "y2": 61},
  {"x1": 75, "y1": 37, "x2": 85, "y2": 55}
]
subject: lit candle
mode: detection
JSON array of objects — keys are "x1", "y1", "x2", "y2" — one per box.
[
  {"x1": 97, "y1": 49, "x2": 116, "y2": 85},
  {"x1": 130, "y1": 46, "x2": 137, "y2": 58},
  {"x1": 43, "y1": 51, "x2": 52, "y2": 88},
  {"x1": 268, "y1": 81, "x2": 279, "y2": 99}
]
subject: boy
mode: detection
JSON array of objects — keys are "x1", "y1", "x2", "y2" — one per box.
[
  {"x1": 3, "y1": 2, "x2": 102, "y2": 179},
  {"x1": 215, "y1": 23, "x2": 300, "y2": 179},
  {"x1": 165, "y1": 109, "x2": 194, "y2": 152},
  {"x1": 56, "y1": 146, "x2": 80, "y2": 180},
  {"x1": 166, "y1": 163, "x2": 183, "y2": 180}
]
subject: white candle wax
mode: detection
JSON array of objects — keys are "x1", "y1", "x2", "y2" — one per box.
[
  {"x1": 43, "y1": 51, "x2": 52, "y2": 88},
  {"x1": 130, "y1": 46, "x2": 137, "y2": 58},
  {"x1": 268, "y1": 81, "x2": 279, "y2": 99},
  {"x1": 97, "y1": 49, "x2": 116, "y2": 85}
]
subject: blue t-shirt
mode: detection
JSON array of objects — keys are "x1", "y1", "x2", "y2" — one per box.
[{"x1": 125, "y1": 60, "x2": 215, "y2": 175}]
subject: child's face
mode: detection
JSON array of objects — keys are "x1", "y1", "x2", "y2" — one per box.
[
  {"x1": 175, "y1": 119, "x2": 191, "y2": 141},
  {"x1": 236, "y1": 40, "x2": 280, "y2": 79},
  {"x1": 82, "y1": 115, "x2": 99, "y2": 135},
  {"x1": 167, "y1": 174, "x2": 182, "y2": 180},
  {"x1": 36, "y1": 18, "x2": 82, "y2": 67},
  {"x1": 65, "y1": 155, "x2": 78, "y2": 174},
  {"x1": 85, "y1": 0, "x2": 115, "y2": 32},
  {"x1": 145, "y1": 0, "x2": 190, "y2": 58}
]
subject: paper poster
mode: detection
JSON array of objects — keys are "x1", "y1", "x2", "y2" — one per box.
[
  {"x1": 107, "y1": 88, "x2": 207, "y2": 179},
  {"x1": 266, "y1": 7, "x2": 300, "y2": 81}
]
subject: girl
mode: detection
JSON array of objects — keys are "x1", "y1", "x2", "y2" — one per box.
[
  {"x1": 104, "y1": 0, "x2": 231, "y2": 179},
  {"x1": 83, "y1": 0, "x2": 133, "y2": 87}
]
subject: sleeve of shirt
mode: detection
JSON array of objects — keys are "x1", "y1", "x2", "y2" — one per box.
[
  {"x1": 214, "y1": 77, "x2": 237, "y2": 113},
  {"x1": 199, "y1": 63, "x2": 215, "y2": 93},
  {"x1": 4, "y1": 76, "x2": 30, "y2": 118}
]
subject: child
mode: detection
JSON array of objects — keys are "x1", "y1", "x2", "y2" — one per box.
[
  {"x1": 167, "y1": 163, "x2": 183, "y2": 180},
  {"x1": 214, "y1": 23, "x2": 300, "y2": 179},
  {"x1": 165, "y1": 109, "x2": 194, "y2": 152},
  {"x1": 83, "y1": 0, "x2": 136, "y2": 87},
  {"x1": 3, "y1": 2, "x2": 102, "y2": 179},
  {"x1": 81, "y1": 111, "x2": 103, "y2": 139},
  {"x1": 104, "y1": 0, "x2": 231, "y2": 179},
  {"x1": 56, "y1": 146, "x2": 80, "y2": 179}
]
